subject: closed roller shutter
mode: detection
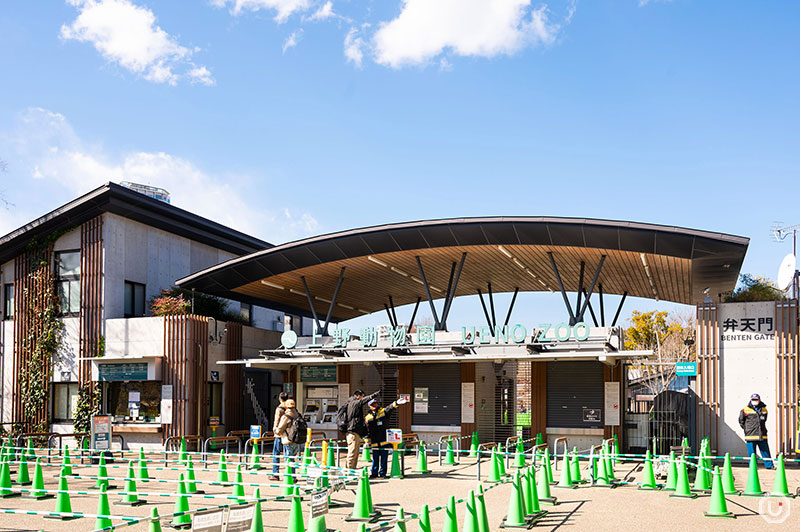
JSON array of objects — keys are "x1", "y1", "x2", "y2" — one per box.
[
  {"x1": 350, "y1": 363, "x2": 399, "y2": 428},
  {"x1": 412, "y1": 363, "x2": 461, "y2": 426},
  {"x1": 546, "y1": 361, "x2": 604, "y2": 429}
]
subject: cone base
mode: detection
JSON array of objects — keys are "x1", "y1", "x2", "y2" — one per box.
[
  {"x1": 186, "y1": 489, "x2": 205, "y2": 494},
  {"x1": 704, "y1": 511, "x2": 735, "y2": 519},
  {"x1": 499, "y1": 517, "x2": 535, "y2": 529},
  {"x1": 345, "y1": 510, "x2": 382, "y2": 523},
  {"x1": 24, "y1": 493, "x2": 53, "y2": 500},
  {"x1": 669, "y1": 492, "x2": 698, "y2": 499},
  {"x1": 723, "y1": 490, "x2": 738, "y2": 496},
  {"x1": 14, "y1": 481, "x2": 32, "y2": 486},
  {"x1": 415, "y1": 470, "x2": 432, "y2": 475},
  {"x1": 167, "y1": 522, "x2": 192, "y2": 529},
  {"x1": 740, "y1": 491, "x2": 765, "y2": 497},
  {"x1": 591, "y1": 483, "x2": 616, "y2": 488},
  {"x1": 0, "y1": 493, "x2": 20, "y2": 499},
  {"x1": 116, "y1": 498, "x2": 147, "y2": 506},
  {"x1": 637, "y1": 484, "x2": 662, "y2": 491},
  {"x1": 769, "y1": 492, "x2": 794, "y2": 498},
  {"x1": 538, "y1": 497, "x2": 558, "y2": 505},
  {"x1": 555, "y1": 484, "x2": 577, "y2": 489},
  {"x1": 44, "y1": 515, "x2": 79, "y2": 521}
]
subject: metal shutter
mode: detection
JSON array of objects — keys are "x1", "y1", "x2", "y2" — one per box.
[
  {"x1": 350, "y1": 363, "x2": 399, "y2": 428},
  {"x1": 546, "y1": 361, "x2": 604, "y2": 429},
  {"x1": 412, "y1": 363, "x2": 461, "y2": 426}
]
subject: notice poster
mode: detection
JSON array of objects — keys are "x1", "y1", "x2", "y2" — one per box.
[
  {"x1": 191, "y1": 509, "x2": 223, "y2": 532},
  {"x1": 161, "y1": 384, "x2": 173, "y2": 425},
  {"x1": 310, "y1": 490, "x2": 330, "y2": 519},
  {"x1": 414, "y1": 387, "x2": 429, "y2": 413},
  {"x1": 461, "y1": 382, "x2": 475, "y2": 423},
  {"x1": 604, "y1": 382, "x2": 620, "y2": 426},
  {"x1": 226, "y1": 504, "x2": 255, "y2": 532},
  {"x1": 91, "y1": 415, "x2": 111, "y2": 451}
]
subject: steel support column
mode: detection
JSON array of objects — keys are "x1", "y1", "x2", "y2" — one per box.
[
  {"x1": 301, "y1": 267, "x2": 345, "y2": 336},
  {"x1": 415, "y1": 253, "x2": 467, "y2": 331},
  {"x1": 611, "y1": 291, "x2": 628, "y2": 327}
]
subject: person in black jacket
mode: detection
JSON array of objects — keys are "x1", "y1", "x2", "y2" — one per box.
[
  {"x1": 738, "y1": 393, "x2": 774, "y2": 469},
  {"x1": 344, "y1": 388, "x2": 381, "y2": 470},
  {"x1": 365, "y1": 396, "x2": 409, "y2": 478}
]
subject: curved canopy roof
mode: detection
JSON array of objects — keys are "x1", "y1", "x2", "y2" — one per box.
[{"x1": 176, "y1": 217, "x2": 749, "y2": 322}]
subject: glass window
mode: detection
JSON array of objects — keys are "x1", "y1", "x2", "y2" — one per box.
[
  {"x1": 53, "y1": 382, "x2": 79, "y2": 422},
  {"x1": 3, "y1": 284, "x2": 12, "y2": 320},
  {"x1": 55, "y1": 251, "x2": 80, "y2": 315},
  {"x1": 240, "y1": 303, "x2": 252, "y2": 326},
  {"x1": 105, "y1": 381, "x2": 161, "y2": 423},
  {"x1": 208, "y1": 382, "x2": 223, "y2": 423},
  {"x1": 124, "y1": 281, "x2": 146, "y2": 318}
]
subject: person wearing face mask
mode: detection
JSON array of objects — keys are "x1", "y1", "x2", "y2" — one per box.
[{"x1": 738, "y1": 393, "x2": 774, "y2": 469}]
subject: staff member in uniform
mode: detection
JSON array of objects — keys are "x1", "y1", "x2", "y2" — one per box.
[
  {"x1": 365, "y1": 396, "x2": 409, "y2": 478},
  {"x1": 738, "y1": 393, "x2": 774, "y2": 469}
]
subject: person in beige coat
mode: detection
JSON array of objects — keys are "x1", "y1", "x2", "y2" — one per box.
[
  {"x1": 275, "y1": 399, "x2": 302, "y2": 458},
  {"x1": 268, "y1": 391, "x2": 289, "y2": 481}
]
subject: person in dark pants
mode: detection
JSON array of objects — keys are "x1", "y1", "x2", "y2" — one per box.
[
  {"x1": 344, "y1": 388, "x2": 381, "y2": 470},
  {"x1": 365, "y1": 396, "x2": 409, "y2": 478},
  {"x1": 269, "y1": 391, "x2": 289, "y2": 481},
  {"x1": 738, "y1": 393, "x2": 774, "y2": 469}
]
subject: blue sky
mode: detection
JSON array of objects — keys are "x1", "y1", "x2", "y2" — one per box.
[{"x1": 1, "y1": 0, "x2": 798, "y2": 330}]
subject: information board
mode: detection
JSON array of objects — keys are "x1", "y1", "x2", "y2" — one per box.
[
  {"x1": 161, "y1": 384, "x2": 173, "y2": 425},
  {"x1": 226, "y1": 504, "x2": 255, "y2": 532},
  {"x1": 414, "y1": 387, "x2": 429, "y2": 414},
  {"x1": 98, "y1": 362, "x2": 148, "y2": 381},
  {"x1": 300, "y1": 365, "x2": 337, "y2": 382},
  {"x1": 91, "y1": 415, "x2": 112, "y2": 451},
  {"x1": 310, "y1": 490, "x2": 329, "y2": 519},
  {"x1": 675, "y1": 362, "x2": 698, "y2": 376},
  {"x1": 604, "y1": 382, "x2": 621, "y2": 426},
  {"x1": 461, "y1": 382, "x2": 475, "y2": 423},
  {"x1": 191, "y1": 509, "x2": 223, "y2": 532},
  {"x1": 583, "y1": 408, "x2": 601, "y2": 423},
  {"x1": 386, "y1": 429, "x2": 402, "y2": 445},
  {"x1": 250, "y1": 425, "x2": 262, "y2": 440}
]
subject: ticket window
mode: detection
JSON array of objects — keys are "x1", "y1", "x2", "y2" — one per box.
[{"x1": 304, "y1": 386, "x2": 338, "y2": 425}]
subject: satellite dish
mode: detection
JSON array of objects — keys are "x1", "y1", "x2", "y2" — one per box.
[{"x1": 777, "y1": 253, "x2": 796, "y2": 291}]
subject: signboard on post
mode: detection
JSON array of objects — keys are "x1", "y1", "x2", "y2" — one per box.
[
  {"x1": 191, "y1": 509, "x2": 224, "y2": 532},
  {"x1": 310, "y1": 490, "x2": 330, "y2": 519},
  {"x1": 91, "y1": 415, "x2": 112, "y2": 451},
  {"x1": 250, "y1": 425, "x2": 262, "y2": 440},
  {"x1": 161, "y1": 384, "x2": 173, "y2": 425},
  {"x1": 386, "y1": 429, "x2": 402, "y2": 445},
  {"x1": 226, "y1": 504, "x2": 255, "y2": 532},
  {"x1": 675, "y1": 362, "x2": 697, "y2": 377}
]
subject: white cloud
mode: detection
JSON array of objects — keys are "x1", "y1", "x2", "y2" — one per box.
[
  {"x1": 282, "y1": 30, "x2": 303, "y2": 53},
  {"x1": 213, "y1": 0, "x2": 312, "y2": 23},
  {"x1": 0, "y1": 108, "x2": 318, "y2": 243},
  {"x1": 308, "y1": 1, "x2": 335, "y2": 21},
  {"x1": 187, "y1": 66, "x2": 216, "y2": 86},
  {"x1": 373, "y1": 0, "x2": 563, "y2": 68},
  {"x1": 344, "y1": 27, "x2": 366, "y2": 67},
  {"x1": 61, "y1": 0, "x2": 213, "y2": 86}
]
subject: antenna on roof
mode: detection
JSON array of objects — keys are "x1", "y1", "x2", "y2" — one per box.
[{"x1": 772, "y1": 222, "x2": 800, "y2": 299}]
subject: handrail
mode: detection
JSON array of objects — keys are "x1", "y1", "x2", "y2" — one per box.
[
  {"x1": 16, "y1": 432, "x2": 58, "y2": 450},
  {"x1": 202, "y1": 436, "x2": 242, "y2": 465},
  {"x1": 46, "y1": 433, "x2": 88, "y2": 463},
  {"x1": 530, "y1": 443, "x2": 548, "y2": 469},
  {"x1": 163, "y1": 435, "x2": 202, "y2": 463},
  {"x1": 242, "y1": 436, "x2": 276, "y2": 467},
  {"x1": 504, "y1": 436, "x2": 521, "y2": 469},
  {"x1": 553, "y1": 437, "x2": 568, "y2": 470}
]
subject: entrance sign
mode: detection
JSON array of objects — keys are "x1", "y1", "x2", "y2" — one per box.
[
  {"x1": 604, "y1": 382, "x2": 620, "y2": 426},
  {"x1": 191, "y1": 509, "x2": 223, "y2": 532},
  {"x1": 161, "y1": 384, "x2": 173, "y2": 425},
  {"x1": 675, "y1": 362, "x2": 697, "y2": 376},
  {"x1": 91, "y1": 415, "x2": 112, "y2": 451},
  {"x1": 226, "y1": 504, "x2": 255, "y2": 532},
  {"x1": 300, "y1": 365, "x2": 337, "y2": 382},
  {"x1": 583, "y1": 408, "x2": 601, "y2": 423},
  {"x1": 310, "y1": 490, "x2": 329, "y2": 519},
  {"x1": 387, "y1": 429, "x2": 403, "y2": 445},
  {"x1": 250, "y1": 425, "x2": 262, "y2": 440},
  {"x1": 461, "y1": 382, "x2": 475, "y2": 423}
]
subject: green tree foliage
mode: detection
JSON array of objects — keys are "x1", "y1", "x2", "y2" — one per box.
[
  {"x1": 724, "y1": 274, "x2": 786, "y2": 302},
  {"x1": 148, "y1": 286, "x2": 249, "y2": 324}
]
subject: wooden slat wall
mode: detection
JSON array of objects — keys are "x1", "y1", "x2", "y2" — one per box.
[
  {"x1": 696, "y1": 304, "x2": 719, "y2": 450},
  {"x1": 397, "y1": 365, "x2": 412, "y2": 433},
  {"x1": 531, "y1": 362, "x2": 547, "y2": 438},
  {"x1": 225, "y1": 322, "x2": 243, "y2": 430},
  {"x1": 162, "y1": 315, "x2": 209, "y2": 441},
  {"x1": 460, "y1": 362, "x2": 475, "y2": 437},
  {"x1": 775, "y1": 300, "x2": 798, "y2": 457},
  {"x1": 79, "y1": 216, "x2": 103, "y2": 386},
  {"x1": 603, "y1": 363, "x2": 623, "y2": 446},
  {"x1": 12, "y1": 247, "x2": 54, "y2": 428}
]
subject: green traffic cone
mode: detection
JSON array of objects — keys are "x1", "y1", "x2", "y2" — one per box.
[
  {"x1": 498, "y1": 446, "x2": 508, "y2": 477},
  {"x1": 326, "y1": 443, "x2": 336, "y2": 468},
  {"x1": 692, "y1": 448, "x2": 711, "y2": 492},
  {"x1": 612, "y1": 434, "x2": 620, "y2": 462},
  {"x1": 417, "y1": 504, "x2": 432, "y2": 532},
  {"x1": 250, "y1": 439, "x2": 262, "y2": 470},
  {"x1": 96, "y1": 453, "x2": 110, "y2": 489},
  {"x1": 149, "y1": 506, "x2": 163, "y2": 532},
  {"x1": 522, "y1": 469, "x2": 533, "y2": 516},
  {"x1": 186, "y1": 459, "x2": 203, "y2": 494},
  {"x1": 722, "y1": 453, "x2": 736, "y2": 494},
  {"x1": 62, "y1": 446, "x2": 73, "y2": 476},
  {"x1": 444, "y1": 438, "x2": 457, "y2": 466},
  {"x1": 138, "y1": 448, "x2": 150, "y2": 481},
  {"x1": 178, "y1": 437, "x2": 187, "y2": 466},
  {"x1": 416, "y1": 442, "x2": 431, "y2": 474},
  {"x1": 741, "y1": 453, "x2": 764, "y2": 496},
  {"x1": 284, "y1": 460, "x2": 296, "y2": 496},
  {"x1": 526, "y1": 467, "x2": 545, "y2": 518},
  {"x1": 362, "y1": 443, "x2": 371, "y2": 463},
  {"x1": 287, "y1": 487, "x2": 305, "y2": 532},
  {"x1": 475, "y1": 486, "x2": 491, "y2": 532},
  {"x1": 463, "y1": 490, "x2": 479, "y2": 532},
  {"x1": 171, "y1": 474, "x2": 191, "y2": 528},
  {"x1": 365, "y1": 468, "x2": 375, "y2": 514},
  {"x1": 543, "y1": 449, "x2": 553, "y2": 484},
  {"x1": 469, "y1": 432, "x2": 479, "y2": 457},
  {"x1": 537, "y1": 462, "x2": 557, "y2": 504},
  {"x1": 669, "y1": 458, "x2": 697, "y2": 499},
  {"x1": 501, "y1": 471, "x2": 527, "y2": 528},
  {"x1": 347, "y1": 469, "x2": 375, "y2": 521},
  {"x1": 704, "y1": 466, "x2": 735, "y2": 518},
  {"x1": 216, "y1": 450, "x2": 229, "y2": 485},
  {"x1": 570, "y1": 447, "x2": 582, "y2": 484},
  {"x1": 594, "y1": 451, "x2": 611, "y2": 487},
  {"x1": 638, "y1": 450, "x2": 658, "y2": 490},
  {"x1": 26, "y1": 458, "x2": 51, "y2": 500},
  {"x1": 390, "y1": 448, "x2": 403, "y2": 479},
  {"x1": 26, "y1": 438, "x2": 35, "y2": 461},
  {"x1": 95, "y1": 484, "x2": 113, "y2": 530},
  {"x1": 770, "y1": 454, "x2": 792, "y2": 498},
  {"x1": 487, "y1": 449, "x2": 501, "y2": 482},
  {"x1": 556, "y1": 453, "x2": 575, "y2": 488},
  {"x1": 514, "y1": 441, "x2": 526, "y2": 469},
  {"x1": 664, "y1": 451, "x2": 678, "y2": 491},
  {"x1": 16, "y1": 450, "x2": 30, "y2": 485},
  {"x1": 233, "y1": 464, "x2": 246, "y2": 503},
  {"x1": 250, "y1": 487, "x2": 265, "y2": 532},
  {"x1": 117, "y1": 460, "x2": 145, "y2": 506},
  {"x1": 442, "y1": 495, "x2": 458, "y2": 532},
  {"x1": 392, "y1": 507, "x2": 407, "y2": 532},
  {"x1": 0, "y1": 462, "x2": 18, "y2": 498},
  {"x1": 46, "y1": 468, "x2": 76, "y2": 520},
  {"x1": 602, "y1": 444, "x2": 615, "y2": 482}
]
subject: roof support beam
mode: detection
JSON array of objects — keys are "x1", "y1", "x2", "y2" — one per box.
[
  {"x1": 477, "y1": 289, "x2": 493, "y2": 330},
  {"x1": 388, "y1": 295, "x2": 399, "y2": 327},
  {"x1": 599, "y1": 283, "x2": 605, "y2": 327},
  {"x1": 548, "y1": 252, "x2": 576, "y2": 325},
  {"x1": 575, "y1": 255, "x2": 606, "y2": 325},
  {"x1": 384, "y1": 303, "x2": 397, "y2": 328},
  {"x1": 582, "y1": 289, "x2": 600, "y2": 327},
  {"x1": 575, "y1": 261, "x2": 585, "y2": 315},
  {"x1": 416, "y1": 253, "x2": 467, "y2": 331},
  {"x1": 302, "y1": 266, "x2": 345, "y2": 336},
  {"x1": 503, "y1": 287, "x2": 520, "y2": 328},
  {"x1": 408, "y1": 297, "x2": 421, "y2": 332},
  {"x1": 612, "y1": 291, "x2": 628, "y2": 327},
  {"x1": 301, "y1": 275, "x2": 322, "y2": 334},
  {"x1": 488, "y1": 282, "x2": 497, "y2": 328}
]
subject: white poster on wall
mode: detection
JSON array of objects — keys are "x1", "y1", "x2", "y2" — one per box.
[
  {"x1": 461, "y1": 382, "x2": 475, "y2": 423},
  {"x1": 604, "y1": 382, "x2": 620, "y2": 426},
  {"x1": 161, "y1": 384, "x2": 173, "y2": 425}
]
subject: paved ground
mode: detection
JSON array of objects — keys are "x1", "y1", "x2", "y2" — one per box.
[{"x1": 0, "y1": 451, "x2": 798, "y2": 531}]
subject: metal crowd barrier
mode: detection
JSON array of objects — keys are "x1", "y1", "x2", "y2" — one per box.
[
  {"x1": 201, "y1": 436, "x2": 242, "y2": 465},
  {"x1": 504, "y1": 435, "x2": 521, "y2": 470},
  {"x1": 436, "y1": 434, "x2": 462, "y2": 465},
  {"x1": 46, "y1": 432, "x2": 88, "y2": 463},
  {"x1": 163, "y1": 435, "x2": 202, "y2": 464},
  {"x1": 553, "y1": 436, "x2": 568, "y2": 470}
]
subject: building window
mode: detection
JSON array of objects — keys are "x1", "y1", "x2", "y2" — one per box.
[
  {"x1": 208, "y1": 382, "x2": 223, "y2": 424},
  {"x1": 3, "y1": 284, "x2": 12, "y2": 320},
  {"x1": 53, "y1": 382, "x2": 79, "y2": 422},
  {"x1": 105, "y1": 381, "x2": 161, "y2": 423},
  {"x1": 240, "y1": 303, "x2": 252, "y2": 326},
  {"x1": 55, "y1": 250, "x2": 80, "y2": 315},
  {"x1": 124, "y1": 281, "x2": 146, "y2": 318}
]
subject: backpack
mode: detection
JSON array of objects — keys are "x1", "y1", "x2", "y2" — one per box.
[
  {"x1": 286, "y1": 415, "x2": 308, "y2": 445},
  {"x1": 335, "y1": 402, "x2": 349, "y2": 433}
]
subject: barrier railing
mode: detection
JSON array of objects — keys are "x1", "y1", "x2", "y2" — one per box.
[
  {"x1": 46, "y1": 432, "x2": 88, "y2": 463},
  {"x1": 201, "y1": 436, "x2": 242, "y2": 464},
  {"x1": 163, "y1": 435, "x2": 202, "y2": 464},
  {"x1": 553, "y1": 436, "x2": 568, "y2": 470},
  {"x1": 436, "y1": 434, "x2": 462, "y2": 465},
  {"x1": 504, "y1": 435, "x2": 521, "y2": 469}
]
